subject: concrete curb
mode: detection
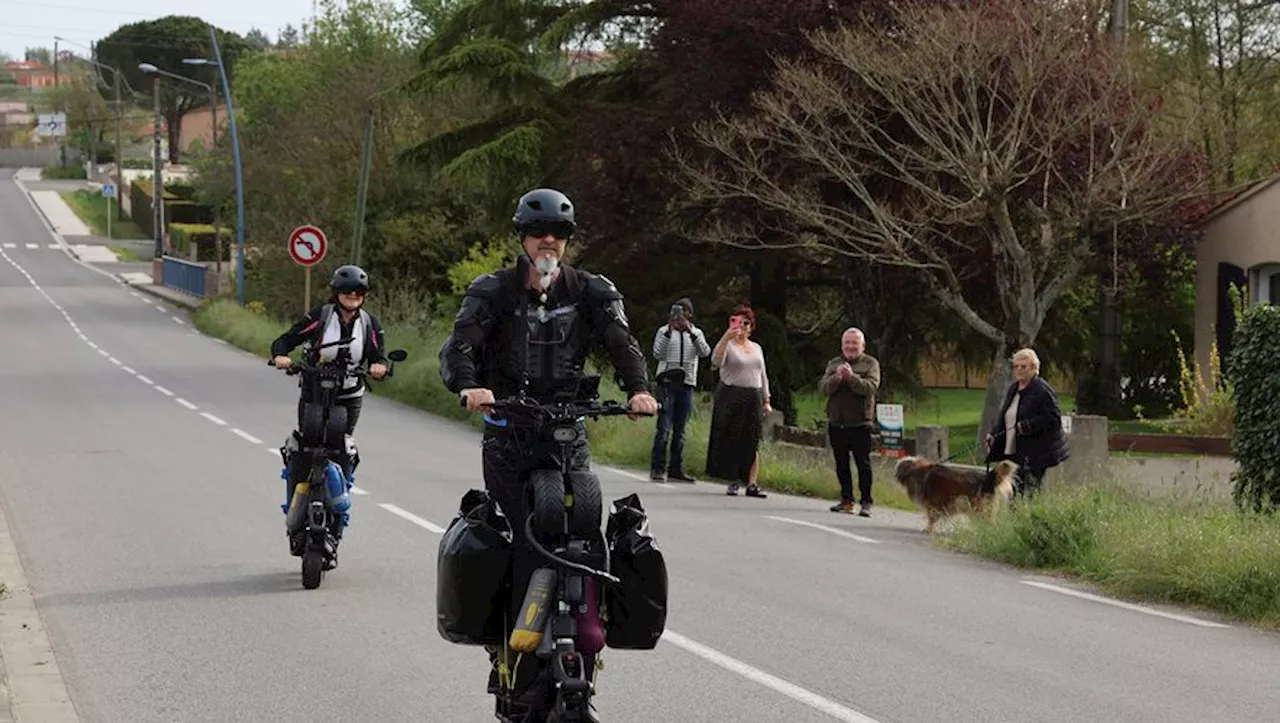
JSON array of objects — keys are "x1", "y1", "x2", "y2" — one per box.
[
  {"x1": 0, "y1": 497, "x2": 81, "y2": 723},
  {"x1": 128, "y1": 281, "x2": 203, "y2": 311}
]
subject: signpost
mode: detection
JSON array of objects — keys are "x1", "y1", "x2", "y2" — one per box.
[
  {"x1": 35, "y1": 112, "x2": 67, "y2": 138},
  {"x1": 101, "y1": 183, "x2": 116, "y2": 240},
  {"x1": 288, "y1": 225, "x2": 327, "y2": 310},
  {"x1": 876, "y1": 403, "x2": 905, "y2": 458}
]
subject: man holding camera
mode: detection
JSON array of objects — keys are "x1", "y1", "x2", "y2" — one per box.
[{"x1": 650, "y1": 298, "x2": 711, "y2": 482}]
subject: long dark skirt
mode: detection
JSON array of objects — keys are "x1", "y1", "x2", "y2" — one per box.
[{"x1": 705, "y1": 383, "x2": 763, "y2": 484}]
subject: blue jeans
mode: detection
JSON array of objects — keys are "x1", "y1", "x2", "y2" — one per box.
[{"x1": 650, "y1": 383, "x2": 694, "y2": 474}]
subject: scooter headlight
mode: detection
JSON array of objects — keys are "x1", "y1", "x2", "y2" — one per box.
[{"x1": 551, "y1": 426, "x2": 579, "y2": 443}]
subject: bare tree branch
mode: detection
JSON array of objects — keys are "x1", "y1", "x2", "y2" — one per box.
[{"x1": 670, "y1": 0, "x2": 1207, "y2": 354}]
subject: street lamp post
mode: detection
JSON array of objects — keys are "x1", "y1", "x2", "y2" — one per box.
[
  {"x1": 185, "y1": 25, "x2": 246, "y2": 306},
  {"x1": 150, "y1": 75, "x2": 162, "y2": 259}
]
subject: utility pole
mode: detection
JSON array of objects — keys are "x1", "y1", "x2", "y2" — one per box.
[
  {"x1": 54, "y1": 39, "x2": 64, "y2": 169},
  {"x1": 113, "y1": 70, "x2": 122, "y2": 221},
  {"x1": 1089, "y1": 0, "x2": 1129, "y2": 417},
  {"x1": 1110, "y1": 0, "x2": 1128, "y2": 40}
]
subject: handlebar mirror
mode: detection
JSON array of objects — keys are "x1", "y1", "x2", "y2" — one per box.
[{"x1": 388, "y1": 349, "x2": 408, "y2": 362}]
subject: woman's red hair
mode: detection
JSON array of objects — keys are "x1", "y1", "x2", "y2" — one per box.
[{"x1": 730, "y1": 303, "x2": 755, "y2": 327}]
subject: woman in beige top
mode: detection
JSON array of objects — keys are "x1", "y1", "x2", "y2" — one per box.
[{"x1": 705, "y1": 304, "x2": 773, "y2": 498}]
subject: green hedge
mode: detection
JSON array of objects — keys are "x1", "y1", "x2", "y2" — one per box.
[
  {"x1": 170, "y1": 223, "x2": 232, "y2": 262},
  {"x1": 1226, "y1": 302, "x2": 1280, "y2": 512}
]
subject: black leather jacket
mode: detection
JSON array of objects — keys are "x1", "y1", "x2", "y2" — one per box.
[{"x1": 438, "y1": 262, "x2": 649, "y2": 402}]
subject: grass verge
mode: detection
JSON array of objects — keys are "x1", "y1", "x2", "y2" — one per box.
[
  {"x1": 943, "y1": 481, "x2": 1280, "y2": 629},
  {"x1": 59, "y1": 190, "x2": 149, "y2": 239},
  {"x1": 108, "y1": 245, "x2": 146, "y2": 262},
  {"x1": 192, "y1": 299, "x2": 916, "y2": 510},
  {"x1": 196, "y1": 300, "x2": 1279, "y2": 628}
]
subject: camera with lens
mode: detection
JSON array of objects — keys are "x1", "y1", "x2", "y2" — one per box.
[{"x1": 669, "y1": 304, "x2": 684, "y2": 319}]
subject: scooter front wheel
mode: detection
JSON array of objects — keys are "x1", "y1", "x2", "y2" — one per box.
[{"x1": 301, "y1": 548, "x2": 325, "y2": 589}]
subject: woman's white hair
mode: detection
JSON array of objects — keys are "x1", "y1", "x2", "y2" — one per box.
[{"x1": 1011, "y1": 347, "x2": 1041, "y2": 373}]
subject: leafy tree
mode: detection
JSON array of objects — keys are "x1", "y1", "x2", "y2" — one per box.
[
  {"x1": 245, "y1": 28, "x2": 274, "y2": 51},
  {"x1": 277, "y1": 24, "x2": 302, "y2": 48},
  {"x1": 672, "y1": 0, "x2": 1210, "y2": 442},
  {"x1": 217, "y1": 0, "x2": 484, "y2": 315},
  {"x1": 1134, "y1": 0, "x2": 1280, "y2": 188},
  {"x1": 95, "y1": 16, "x2": 250, "y2": 163},
  {"x1": 24, "y1": 48, "x2": 51, "y2": 64},
  {"x1": 399, "y1": 0, "x2": 657, "y2": 218}
]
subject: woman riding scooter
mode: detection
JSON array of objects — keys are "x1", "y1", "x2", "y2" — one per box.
[{"x1": 269, "y1": 265, "x2": 389, "y2": 540}]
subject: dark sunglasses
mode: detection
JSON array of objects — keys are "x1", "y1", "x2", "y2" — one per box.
[{"x1": 518, "y1": 220, "x2": 575, "y2": 240}]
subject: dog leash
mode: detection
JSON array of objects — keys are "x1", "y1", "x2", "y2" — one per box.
[{"x1": 937, "y1": 423, "x2": 1018, "y2": 466}]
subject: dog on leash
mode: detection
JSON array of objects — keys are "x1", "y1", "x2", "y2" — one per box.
[{"x1": 893, "y1": 457, "x2": 1019, "y2": 534}]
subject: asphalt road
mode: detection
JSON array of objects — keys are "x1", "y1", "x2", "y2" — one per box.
[{"x1": 2, "y1": 168, "x2": 1280, "y2": 723}]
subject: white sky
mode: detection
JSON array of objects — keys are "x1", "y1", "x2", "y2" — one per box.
[{"x1": 0, "y1": 0, "x2": 324, "y2": 59}]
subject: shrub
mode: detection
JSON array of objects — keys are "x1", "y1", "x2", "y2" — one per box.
[
  {"x1": 446, "y1": 238, "x2": 514, "y2": 296},
  {"x1": 1226, "y1": 302, "x2": 1280, "y2": 513},
  {"x1": 169, "y1": 223, "x2": 232, "y2": 262},
  {"x1": 1162, "y1": 328, "x2": 1235, "y2": 436}
]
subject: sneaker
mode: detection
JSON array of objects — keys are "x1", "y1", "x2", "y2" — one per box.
[
  {"x1": 858, "y1": 502, "x2": 872, "y2": 517},
  {"x1": 726, "y1": 484, "x2": 739, "y2": 496},
  {"x1": 650, "y1": 470, "x2": 666, "y2": 482},
  {"x1": 668, "y1": 470, "x2": 697, "y2": 483},
  {"x1": 745, "y1": 485, "x2": 767, "y2": 499},
  {"x1": 830, "y1": 501, "x2": 854, "y2": 514}
]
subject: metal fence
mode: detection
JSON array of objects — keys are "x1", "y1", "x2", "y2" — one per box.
[{"x1": 161, "y1": 255, "x2": 207, "y2": 298}]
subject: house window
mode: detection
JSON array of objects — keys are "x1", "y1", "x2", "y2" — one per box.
[{"x1": 1251, "y1": 264, "x2": 1280, "y2": 304}]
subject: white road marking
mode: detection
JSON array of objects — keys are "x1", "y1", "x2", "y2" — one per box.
[
  {"x1": 1019, "y1": 580, "x2": 1231, "y2": 628},
  {"x1": 265, "y1": 447, "x2": 280, "y2": 456},
  {"x1": 1, "y1": 243, "x2": 12, "y2": 249},
  {"x1": 603, "y1": 464, "x2": 674, "y2": 488},
  {"x1": 86, "y1": 341, "x2": 98, "y2": 350},
  {"x1": 24, "y1": 243, "x2": 37, "y2": 249},
  {"x1": 97, "y1": 349, "x2": 109, "y2": 358},
  {"x1": 765, "y1": 516, "x2": 880, "y2": 545},
  {"x1": 136, "y1": 375, "x2": 154, "y2": 385},
  {"x1": 108, "y1": 357, "x2": 122, "y2": 366},
  {"x1": 154, "y1": 386, "x2": 174, "y2": 396},
  {"x1": 47, "y1": 243, "x2": 60, "y2": 249},
  {"x1": 175, "y1": 398, "x2": 197, "y2": 410},
  {"x1": 661, "y1": 630, "x2": 883, "y2": 722},
  {"x1": 121, "y1": 366, "x2": 136, "y2": 374},
  {"x1": 172, "y1": 317, "x2": 185, "y2": 325},
  {"x1": 350, "y1": 486, "x2": 369, "y2": 496},
  {"x1": 200, "y1": 412, "x2": 227, "y2": 426},
  {"x1": 378, "y1": 503, "x2": 445, "y2": 534},
  {"x1": 231, "y1": 428, "x2": 262, "y2": 444}
]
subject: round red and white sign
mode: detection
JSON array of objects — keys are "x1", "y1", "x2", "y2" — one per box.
[{"x1": 288, "y1": 225, "x2": 328, "y2": 267}]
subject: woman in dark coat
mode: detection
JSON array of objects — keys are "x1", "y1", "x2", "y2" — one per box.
[{"x1": 984, "y1": 348, "x2": 1070, "y2": 498}]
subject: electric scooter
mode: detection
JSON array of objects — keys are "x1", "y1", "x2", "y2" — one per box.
[{"x1": 272, "y1": 338, "x2": 408, "y2": 589}]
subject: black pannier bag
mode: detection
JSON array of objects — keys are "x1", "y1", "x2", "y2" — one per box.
[
  {"x1": 602, "y1": 493, "x2": 669, "y2": 650},
  {"x1": 437, "y1": 489, "x2": 513, "y2": 646}
]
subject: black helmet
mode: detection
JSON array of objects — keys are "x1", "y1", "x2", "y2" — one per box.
[
  {"x1": 512, "y1": 188, "x2": 576, "y2": 238},
  {"x1": 331, "y1": 264, "x2": 369, "y2": 294}
]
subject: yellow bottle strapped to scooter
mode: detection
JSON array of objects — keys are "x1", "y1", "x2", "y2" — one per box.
[{"x1": 509, "y1": 567, "x2": 555, "y2": 652}]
